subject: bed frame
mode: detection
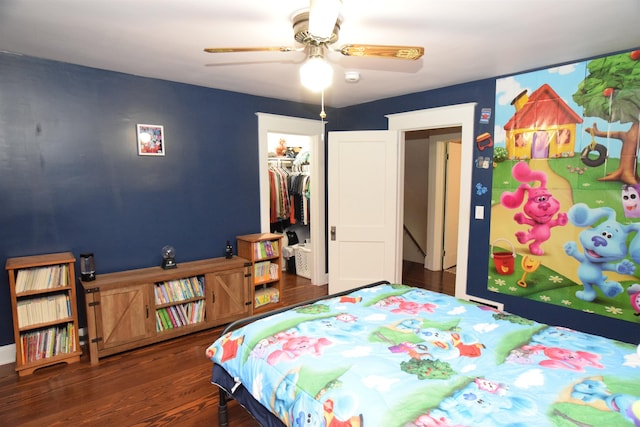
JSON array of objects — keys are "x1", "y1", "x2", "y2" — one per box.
[{"x1": 214, "y1": 280, "x2": 390, "y2": 427}]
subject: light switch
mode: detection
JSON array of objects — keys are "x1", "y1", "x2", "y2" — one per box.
[{"x1": 475, "y1": 205, "x2": 484, "y2": 220}]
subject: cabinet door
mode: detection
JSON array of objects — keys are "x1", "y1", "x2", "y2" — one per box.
[
  {"x1": 208, "y1": 267, "x2": 251, "y2": 324},
  {"x1": 94, "y1": 284, "x2": 153, "y2": 350}
]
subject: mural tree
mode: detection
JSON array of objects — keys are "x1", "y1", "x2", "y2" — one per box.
[{"x1": 573, "y1": 50, "x2": 640, "y2": 184}]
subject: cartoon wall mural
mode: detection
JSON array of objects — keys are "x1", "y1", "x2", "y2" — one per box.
[{"x1": 489, "y1": 49, "x2": 640, "y2": 324}]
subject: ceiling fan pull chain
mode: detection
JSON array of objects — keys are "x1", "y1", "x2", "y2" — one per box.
[{"x1": 320, "y1": 90, "x2": 327, "y2": 120}]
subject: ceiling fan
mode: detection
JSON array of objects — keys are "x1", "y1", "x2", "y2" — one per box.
[{"x1": 203, "y1": 0, "x2": 424, "y2": 93}]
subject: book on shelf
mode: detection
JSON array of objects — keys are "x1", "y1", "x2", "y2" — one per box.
[
  {"x1": 16, "y1": 294, "x2": 71, "y2": 328},
  {"x1": 15, "y1": 264, "x2": 70, "y2": 293},
  {"x1": 154, "y1": 276, "x2": 204, "y2": 304},
  {"x1": 254, "y1": 261, "x2": 280, "y2": 282},
  {"x1": 20, "y1": 323, "x2": 75, "y2": 363},
  {"x1": 155, "y1": 301, "x2": 205, "y2": 332},
  {"x1": 253, "y1": 240, "x2": 279, "y2": 260}
]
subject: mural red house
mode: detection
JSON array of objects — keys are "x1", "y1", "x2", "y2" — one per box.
[{"x1": 504, "y1": 84, "x2": 583, "y2": 159}]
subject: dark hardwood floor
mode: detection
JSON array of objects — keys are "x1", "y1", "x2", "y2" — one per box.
[{"x1": 0, "y1": 263, "x2": 453, "y2": 426}]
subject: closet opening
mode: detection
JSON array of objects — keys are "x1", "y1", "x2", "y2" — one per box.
[
  {"x1": 267, "y1": 133, "x2": 312, "y2": 280},
  {"x1": 256, "y1": 113, "x2": 327, "y2": 286}
]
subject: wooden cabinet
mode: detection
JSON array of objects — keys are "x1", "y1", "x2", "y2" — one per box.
[
  {"x1": 237, "y1": 233, "x2": 283, "y2": 313},
  {"x1": 90, "y1": 283, "x2": 154, "y2": 352},
  {"x1": 81, "y1": 256, "x2": 251, "y2": 365},
  {"x1": 5, "y1": 252, "x2": 82, "y2": 376}
]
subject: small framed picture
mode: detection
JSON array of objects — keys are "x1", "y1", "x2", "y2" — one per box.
[{"x1": 137, "y1": 124, "x2": 165, "y2": 156}]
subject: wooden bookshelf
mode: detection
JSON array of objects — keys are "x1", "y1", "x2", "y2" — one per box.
[
  {"x1": 237, "y1": 233, "x2": 283, "y2": 313},
  {"x1": 5, "y1": 252, "x2": 82, "y2": 376},
  {"x1": 80, "y1": 256, "x2": 251, "y2": 365}
]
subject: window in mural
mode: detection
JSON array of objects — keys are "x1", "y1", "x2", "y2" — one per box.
[{"x1": 489, "y1": 49, "x2": 640, "y2": 324}]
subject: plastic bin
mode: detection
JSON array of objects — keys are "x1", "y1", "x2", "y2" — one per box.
[{"x1": 293, "y1": 244, "x2": 312, "y2": 279}]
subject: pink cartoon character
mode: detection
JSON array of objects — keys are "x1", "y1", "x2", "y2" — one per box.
[
  {"x1": 500, "y1": 161, "x2": 567, "y2": 255},
  {"x1": 267, "y1": 333, "x2": 332, "y2": 365},
  {"x1": 622, "y1": 184, "x2": 640, "y2": 218},
  {"x1": 522, "y1": 344, "x2": 604, "y2": 371},
  {"x1": 628, "y1": 284, "x2": 640, "y2": 316}
]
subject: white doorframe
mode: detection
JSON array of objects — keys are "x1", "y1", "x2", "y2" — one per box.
[
  {"x1": 387, "y1": 104, "x2": 499, "y2": 307},
  {"x1": 257, "y1": 113, "x2": 327, "y2": 285}
]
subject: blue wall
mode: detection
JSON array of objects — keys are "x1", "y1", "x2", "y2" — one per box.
[
  {"x1": 1, "y1": 52, "x2": 638, "y2": 348},
  {"x1": 0, "y1": 53, "x2": 333, "y2": 346}
]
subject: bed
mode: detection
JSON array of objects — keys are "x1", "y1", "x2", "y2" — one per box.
[{"x1": 206, "y1": 281, "x2": 640, "y2": 427}]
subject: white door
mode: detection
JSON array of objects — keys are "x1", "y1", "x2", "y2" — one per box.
[
  {"x1": 442, "y1": 141, "x2": 461, "y2": 269},
  {"x1": 328, "y1": 130, "x2": 401, "y2": 294}
]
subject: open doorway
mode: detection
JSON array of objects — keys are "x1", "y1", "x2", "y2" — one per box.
[
  {"x1": 403, "y1": 128, "x2": 462, "y2": 269},
  {"x1": 403, "y1": 128, "x2": 461, "y2": 290},
  {"x1": 257, "y1": 113, "x2": 327, "y2": 286}
]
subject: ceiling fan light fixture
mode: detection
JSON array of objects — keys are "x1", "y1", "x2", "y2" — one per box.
[
  {"x1": 300, "y1": 54, "x2": 333, "y2": 92},
  {"x1": 308, "y1": 0, "x2": 342, "y2": 40}
]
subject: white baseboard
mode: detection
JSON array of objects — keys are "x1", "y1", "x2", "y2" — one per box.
[{"x1": 0, "y1": 344, "x2": 16, "y2": 366}]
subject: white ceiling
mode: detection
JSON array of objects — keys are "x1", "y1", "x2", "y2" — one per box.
[{"x1": 1, "y1": 0, "x2": 639, "y2": 108}]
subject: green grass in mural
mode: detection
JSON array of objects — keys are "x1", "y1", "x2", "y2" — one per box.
[
  {"x1": 492, "y1": 156, "x2": 626, "y2": 216},
  {"x1": 487, "y1": 252, "x2": 640, "y2": 323}
]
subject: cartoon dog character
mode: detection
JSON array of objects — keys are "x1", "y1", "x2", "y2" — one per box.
[
  {"x1": 500, "y1": 161, "x2": 567, "y2": 255},
  {"x1": 564, "y1": 203, "x2": 640, "y2": 302},
  {"x1": 571, "y1": 378, "x2": 640, "y2": 426}
]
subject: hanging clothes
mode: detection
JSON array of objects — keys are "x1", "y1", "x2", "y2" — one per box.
[
  {"x1": 289, "y1": 172, "x2": 311, "y2": 225},
  {"x1": 268, "y1": 162, "x2": 291, "y2": 223},
  {"x1": 269, "y1": 151, "x2": 311, "y2": 226}
]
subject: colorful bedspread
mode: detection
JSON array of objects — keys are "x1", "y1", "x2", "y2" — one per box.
[{"x1": 207, "y1": 283, "x2": 640, "y2": 427}]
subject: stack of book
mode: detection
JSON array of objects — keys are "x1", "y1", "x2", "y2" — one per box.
[
  {"x1": 254, "y1": 240, "x2": 279, "y2": 260},
  {"x1": 155, "y1": 301, "x2": 205, "y2": 332},
  {"x1": 253, "y1": 261, "x2": 279, "y2": 283},
  {"x1": 20, "y1": 323, "x2": 76, "y2": 363},
  {"x1": 16, "y1": 294, "x2": 71, "y2": 327},
  {"x1": 154, "y1": 276, "x2": 204, "y2": 304},
  {"x1": 15, "y1": 265, "x2": 69, "y2": 293}
]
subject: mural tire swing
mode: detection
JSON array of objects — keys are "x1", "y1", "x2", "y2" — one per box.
[{"x1": 580, "y1": 128, "x2": 607, "y2": 168}]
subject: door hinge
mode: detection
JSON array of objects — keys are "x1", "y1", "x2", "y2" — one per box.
[
  {"x1": 85, "y1": 287, "x2": 100, "y2": 293},
  {"x1": 91, "y1": 337, "x2": 103, "y2": 343},
  {"x1": 88, "y1": 301, "x2": 100, "y2": 307}
]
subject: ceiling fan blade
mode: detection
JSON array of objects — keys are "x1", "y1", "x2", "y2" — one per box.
[
  {"x1": 204, "y1": 47, "x2": 297, "y2": 53},
  {"x1": 339, "y1": 44, "x2": 424, "y2": 60}
]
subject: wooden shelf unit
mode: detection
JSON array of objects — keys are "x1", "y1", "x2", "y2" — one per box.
[
  {"x1": 236, "y1": 233, "x2": 283, "y2": 313},
  {"x1": 5, "y1": 252, "x2": 82, "y2": 376},
  {"x1": 80, "y1": 256, "x2": 251, "y2": 365}
]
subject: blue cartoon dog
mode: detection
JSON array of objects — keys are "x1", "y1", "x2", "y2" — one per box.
[{"x1": 564, "y1": 203, "x2": 640, "y2": 302}]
